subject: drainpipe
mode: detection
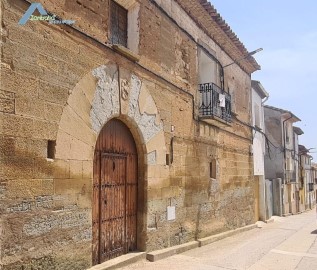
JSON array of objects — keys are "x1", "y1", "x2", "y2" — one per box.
[{"x1": 282, "y1": 113, "x2": 294, "y2": 215}]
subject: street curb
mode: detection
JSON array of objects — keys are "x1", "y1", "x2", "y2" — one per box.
[
  {"x1": 198, "y1": 224, "x2": 257, "y2": 247},
  {"x1": 87, "y1": 252, "x2": 146, "y2": 270},
  {"x1": 146, "y1": 241, "x2": 199, "y2": 262},
  {"x1": 146, "y1": 223, "x2": 257, "y2": 262},
  {"x1": 88, "y1": 224, "x2": 258, "y2": 266},
  {"x1": 265, "y1": 218, "x2": 274, "y2": 223}
]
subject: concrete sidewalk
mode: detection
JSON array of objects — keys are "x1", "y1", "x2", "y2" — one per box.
[{"x1": 120, "y1": 210, "x2": 317, "y2": 270}]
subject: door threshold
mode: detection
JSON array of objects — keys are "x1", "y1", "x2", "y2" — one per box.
[{"x1": 88, "y1": 252, "x2": 146, "y2": 270}]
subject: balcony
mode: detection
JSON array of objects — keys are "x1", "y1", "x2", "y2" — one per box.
[
  {"x1": 199, "y1": 83, "x2": 232, "y2": 123},
  {"x1": 285, "y1": 170, "x2": 296, "y2": 183}
]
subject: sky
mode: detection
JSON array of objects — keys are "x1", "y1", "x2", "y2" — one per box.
[{"x1": 210, "y1": 0, "x2": 317, "y2": 161}]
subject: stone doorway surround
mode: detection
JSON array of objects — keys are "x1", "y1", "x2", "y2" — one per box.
[{"x1": 54, "y1": 63, "x2": 166, "y2": 263}]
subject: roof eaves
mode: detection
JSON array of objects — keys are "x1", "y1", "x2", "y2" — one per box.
[
  {"x1": 251, "y1": 80, "x2": 269, "y2": 99},
  {"x1": 198, "y1": 0, "x2": 261, "y2": 71},
  {"x1": 264, "y1": 105, "x2": 301, "y2": 122},
  {"x1": 293, "y1": 126, "x2": 304, "y2": 135}
]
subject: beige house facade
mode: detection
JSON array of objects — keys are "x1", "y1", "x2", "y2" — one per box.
[
  {"x1": 264, "y1": 106, "x2": 300, "y2": 216},
  {"x1": 0, "y1": 0, "x2": 259, "y2": 269},
  {"x1": 299, "y1": 145, "x2": 315, "y2": 210},
  {"x1": 251, "y1": 81, "x2": 269, "y2": 221}
]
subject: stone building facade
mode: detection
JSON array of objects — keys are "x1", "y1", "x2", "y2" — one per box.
[{"x1": 0, "y1": 0, "x2": 259, "y2": 269}]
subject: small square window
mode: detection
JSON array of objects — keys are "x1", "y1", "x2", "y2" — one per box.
[
  {"x1": 47, "y1": 140, "x2": 56, "y2": 159},
  {"x1": 110, "y1": 0, "x2": 128, "y2": 47},
  {"x1": 210, "y1": 159, "x2": 217, "y2": 179}
]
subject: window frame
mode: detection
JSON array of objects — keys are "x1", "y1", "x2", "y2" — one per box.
[
  {"x1": 109, "y1": 0, "x2": 128, "y2": 47},
  {"x1": 108, "y1": 0, "x2": 140, "y2": 55}
]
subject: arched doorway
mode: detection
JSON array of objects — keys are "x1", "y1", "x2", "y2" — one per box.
[{"x1": 92, "y1": 119, "x2": 138, "y2": 264}]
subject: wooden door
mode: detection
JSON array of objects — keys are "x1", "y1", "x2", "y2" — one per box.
[{"x1": 93, "y1": 119, "x2": 138, "y2": 265}]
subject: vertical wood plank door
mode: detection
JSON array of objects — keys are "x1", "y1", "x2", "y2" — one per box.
[{"x1": 93, "y1": 119, "x2": 138, "y2": 265}]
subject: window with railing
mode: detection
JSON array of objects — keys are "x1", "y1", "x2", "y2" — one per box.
[
  {"x1": 198, "y1": 48, "x2": 231, "y2": 122},
  {"x1": 199, "y1": 83, "x2": 232, "y2": 122},
  {"x1": 308, "y1": 182, "x2": 314, "y2": 192},
  {"x1": 285, "y1": 170, "x2": 296, "y2": 183}
]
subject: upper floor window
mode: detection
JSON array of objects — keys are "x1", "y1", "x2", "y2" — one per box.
[
  {"x1": 110, "y1": 0, "x2": 128, "y2": 47},
  {"x1": 198, "y1": 47, "x2": 231, "y2": 123},
  {"x1": 109, "y1": 0, "x2": 140, "y2": 57},
  {"x1": 198, "y1": 48, "x2": 223, "y2": 88}
]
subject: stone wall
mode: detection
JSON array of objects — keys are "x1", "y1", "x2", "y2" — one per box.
[{"x1": 1, "y1": 0, "x2": 255, "y2": 269}]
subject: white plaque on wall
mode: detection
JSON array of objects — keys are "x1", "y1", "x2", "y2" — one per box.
[{"x1": 167, "y1": 206, "x2": 176, "y2": 221}]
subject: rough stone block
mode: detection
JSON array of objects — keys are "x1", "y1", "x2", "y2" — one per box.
[
  {"x1": 59, "y1": 106, "x2": 96, "y2": 147},
  {"x1": 39, "y1": 80, "x2": 69, "y2": 105},
  {"x1": 54, "y1": 178, "x2": 91, "y2": 196},
  {"x1": 0, "y1": 90, "x2": 15, "y2": 114},
  {"x1": 79, "y1": 72, "x2": 98, "y2": 104},
  {"x1": 44, "y1": 102, "x2": 64, "y2": 122},
  {"x1": 53, "y1": 159, "x2": 70, "y2": 179},
  {"x1": 33, "y1": 157, "x2": 54, "y2": 178},
  {"x1": 55, "y1": 129, "x2": 72, "y2": 160},
  {"x1": 15, "y1": 97, "x2": 45, "y2": 119},
  {"x1": 67, "y1": 87, "x2": 92, "y2": 127},
  {"x1": 0, "y1": 114, "x2": 33, "y2": 137},
  {"x1": 69, "y1": 160, "x2": 83, "y2": 179},
  {"x1": 161, "y1": 187, "x2": 174, "y2": 199},
  {"x1": 6, "y1": 178, "x2": 54, "y2": 199},
  {"x1": 0, "y1": 67, "x2": 39, "y2": 98},
  {"x1": 82, "y1": 160, "x2": 93, "y2": 179},
  {"x1": 69, "y1": 136, "x2": 94, "y2": 161},
  {"x1": 0, "y1": 136, "x2": 15, "y2": 158},
  {"x1": 37, "y1": 54, "x2": 61, "y2": 74},
  {"x1": 33, "y1": 119, "x2": 58, "y2": 140},
  {"x1": 148, "y1": 188, "x2": 162, "y2": 200}
]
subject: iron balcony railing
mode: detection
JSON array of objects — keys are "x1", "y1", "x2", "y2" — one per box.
[
  {"x1": 285, "y1": 170, "x2": 296, "y2": 183},
  {"x1": 199, "y1": 83, "x2": 232, "y2": 122}
]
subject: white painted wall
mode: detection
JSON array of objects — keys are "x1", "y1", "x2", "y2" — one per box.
[{"x1": 251, "y1": 88, "x2": 265, "y2": 176}]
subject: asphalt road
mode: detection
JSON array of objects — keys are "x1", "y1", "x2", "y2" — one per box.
[{"x1": 121, "y1": 209, "x2": 317, "y2": 270}]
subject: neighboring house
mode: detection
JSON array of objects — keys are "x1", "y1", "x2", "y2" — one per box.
[
  {"x1": 312, "y1": 163, "x2": 317, "y2": 204},
  {"x1": 0, "y1": 0, "x2": 260, "y2": 269},
  {"x1": 264, "y1": 106, "x2": 300, "y2": 216},
  {"x1": 299, "y1": 145, "x2": 315, "y2": 209},
  {"x1": 251, "y1": 80, "x2": 269, "y2": 221},
  {"x1": 293, "y1": 126, "x2": 304, "y2": 212}
]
